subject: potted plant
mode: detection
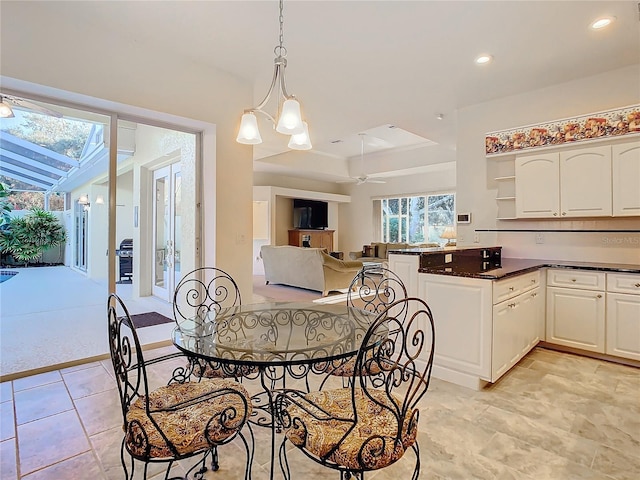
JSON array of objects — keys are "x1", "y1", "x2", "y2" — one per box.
[{"x1": 0, "y1": 208, "x2": 67, "y2": 267}]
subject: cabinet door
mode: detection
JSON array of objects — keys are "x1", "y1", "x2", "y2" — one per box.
[
  {"x1": 560, "y1": 145, "x2": 612, "y2": 217},
  {"x1": 515, "y1": 153, "x2": 560, "y2": 218},
  {"x1": 491, "y1": 287, "x2": 541, "y2": 383},
  {"x1": 606, "y1": 293, "x2": 640, "y2": 361},
  {"x1": 520, "y1": 287, "x2": 543, "y2": 351},
  {"x1": 612, "y1": 141, "x2": 640, "y2": 216},
  {"x1": 492, "y1": 299, "x2": 519, "y2": 382},
  {"x1": 546, "y1": 286, "x2": 605, "y2": 353}
]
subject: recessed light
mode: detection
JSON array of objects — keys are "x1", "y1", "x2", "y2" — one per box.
[
  {"x1": 436, "y1": 113, "x2": 444, "y2": 120},
  {"x1": 591, "y1": 16, "x2": 615, "y2": 29},
  {"x1": 475, "y1": 55, "x2": 493, "y2": 65}
]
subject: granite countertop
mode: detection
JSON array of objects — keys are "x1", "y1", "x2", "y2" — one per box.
[
  {"x1": 419, "y1": 257, "x2": 640, "y2": 280},
  {"x1": 389, "y1": 246, "x2": 486, "y2": 255}
]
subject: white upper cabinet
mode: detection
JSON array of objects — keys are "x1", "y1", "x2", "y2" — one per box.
[
  {"x1": 612, "y1": 140, "x2": 640, "y2": 216},
  {"x1": 515, "y1": 152, "x2": 560, "y2": 218},
  {"x1": 515, "y1": 144, "x2": 617, "y2": 218},
  {"x1": 560, "y1": 145, "x2": 611, "y2": 217}
]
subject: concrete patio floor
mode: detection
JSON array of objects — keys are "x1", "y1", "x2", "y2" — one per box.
[{"x1": 0, "y1": 266, "x2": 175, "y2": 380}]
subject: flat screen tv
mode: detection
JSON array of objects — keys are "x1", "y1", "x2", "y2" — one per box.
[{"x1": 293, "y1": 199, "x2": 328, "y2": 230}]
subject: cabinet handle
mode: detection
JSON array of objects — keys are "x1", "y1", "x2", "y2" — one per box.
[
  {"x1": 635, "y1": 283, "x2": 640, "y2": 288},
  {"x1": 531, "y1": 292, "x2": 537, "y2": 297},
  {"x1": 508, "y1": 303, "x2": 516, "y2": 308},
  {"x1": 509, "y1": 286, "x2": 515, "y2": 291},
  {"x1": 553, "y1": 213, "x2": 558, "y2": 216},
  {"x1": 562, "y1": 212, "x2": 566, "y2": 216},
  {"x1": 571, "y1": 279, "x2": 577, "y2": 282},
  {"x1": 531, "y1": 279, "x2": 536, "y2": 283},
  {"x1": 596, "y1": 294, "x2": 602, "y2": 299}
]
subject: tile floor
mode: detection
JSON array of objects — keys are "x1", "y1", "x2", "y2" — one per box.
[{"x1": 1, "y1": 345, "x2": 638, "y2": 480}]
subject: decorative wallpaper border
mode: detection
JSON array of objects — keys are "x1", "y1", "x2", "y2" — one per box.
[{"x1": 485, "y1": 104, "x2": 640, "y2": 156}]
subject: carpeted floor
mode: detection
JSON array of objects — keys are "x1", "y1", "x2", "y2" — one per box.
[{"x1": 252, "y1": 275, "x2": 324, "y2": 302}]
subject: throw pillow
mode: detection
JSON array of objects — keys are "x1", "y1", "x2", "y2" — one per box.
[{"x1": 363, "y1": 245, "x2": 375, "y2": 257}]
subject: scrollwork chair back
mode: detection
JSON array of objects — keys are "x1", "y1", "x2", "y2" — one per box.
[
  {"x1": 347, "y1": 267, "x2": 408, "y2": 317},
  {"x1": 173, "y1": 267, "x2": 242, "y2": 324}
]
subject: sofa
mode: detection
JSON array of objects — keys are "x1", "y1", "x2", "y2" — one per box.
[
  {"x1": 349, "y1": 242, "x2": 440, "y2": 267},
  {"x1": 260, "y1": 245, "x2": 363, "y2": 296}
]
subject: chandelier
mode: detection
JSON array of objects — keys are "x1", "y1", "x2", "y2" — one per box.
[{"x1": 236, "y1": 0, "x2": 311, "y2": 150}]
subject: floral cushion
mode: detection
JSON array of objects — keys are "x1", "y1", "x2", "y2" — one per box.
[
  {"x1": 125, "y1": 378, "x2": 251, "y2": 459},
  {"x1": 283, "y1": 388, "x2": 417, "y2": 471},
  {"x1": 329, "y1": 350, "x2": 382, "y2": 377}
]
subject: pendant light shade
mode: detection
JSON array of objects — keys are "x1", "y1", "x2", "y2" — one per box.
[
  {"x1": 236, "y1": 0, "x2": 310, "y2": 150},
  {"x1": 288, "y1": 121, "x2": 312, "y2": 150},
  {"x1": 276, "y1": 98, "x2": 304, "y2": 135},
  {"x1": 236, "y1": 112, "x2": 263, "y2": 144}
]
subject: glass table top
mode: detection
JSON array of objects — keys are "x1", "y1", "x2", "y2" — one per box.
[{"x1": 172, "y1": 301, "x2": 383, "y2": 367}]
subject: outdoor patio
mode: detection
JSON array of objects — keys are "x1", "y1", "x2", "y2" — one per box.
[{"x1": 0, "y1": 266, "x2": 175, "y2": 380}]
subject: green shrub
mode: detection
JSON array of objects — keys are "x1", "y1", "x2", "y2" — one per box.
[
  {"x1": 0, "y1": 208, "x2": 67, "y2": 266},
  {"x1": 0, "y1": 183, "x2": 12, "y2": 227}
]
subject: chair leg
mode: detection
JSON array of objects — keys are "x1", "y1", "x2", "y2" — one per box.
[
  {"x1": 120, "y1": 437, "x2": 134, "y2": 480},
  {"x1": 238, "y1": 424, "x2": 255, "y2": 480},
  {"x1": 210, "y1": 446, "x2": 219, "y2": 471},
  {"x1": 411, "y1": 441, "x2": 420, "y2": 480},
  {"x1": 189, "y1": 452, "x2": 210, "y2": 480},
  {"x1": 279, "y1": 437, "x2": 291, "y2": 480}
]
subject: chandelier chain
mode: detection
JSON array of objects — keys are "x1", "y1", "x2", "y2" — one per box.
[{"x1": 275, "y1": 0, "x2": 287, "y2": 57}]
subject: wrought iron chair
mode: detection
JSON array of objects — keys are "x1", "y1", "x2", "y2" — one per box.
[
  {"x1": 108, "y1": 293, "x2": 253, "y2": 479},
  {"x1": 173, "y1": 267, "x2": 255, "y2": 379},
  {"x1": 323, "y1": 267, "x2": 408, "y2": 382},
  {"x1": 276, "y1": 297, "x2": 436, "y2": 480},
  {"x1": 347, "y1": 266, "x2": 408, "y2": 315}
]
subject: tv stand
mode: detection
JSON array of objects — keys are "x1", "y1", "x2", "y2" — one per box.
[{"x1": 288, "y1": 229, "x2": 334, "y2": 251}]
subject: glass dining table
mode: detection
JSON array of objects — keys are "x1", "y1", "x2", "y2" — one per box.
[{"x1": 171, "y1": 301, "x2": 382, "y2": 479}]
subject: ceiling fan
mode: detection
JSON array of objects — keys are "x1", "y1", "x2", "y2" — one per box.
[
  {"x1": 337, "y1": 133, "x2": 386, "y2": 185},
  {"x1": 0, "y1": 94, "x2": 63, "y2": 118}
]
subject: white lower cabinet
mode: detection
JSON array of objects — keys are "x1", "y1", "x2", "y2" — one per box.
[
  {"x1": 546, "y1": 286, "x2": 605, "y2": 353},
  {"x1": 546, "y1": 269, "x2": 640, "y2": 361},
  {"x1": 606, "y1": 293, "x2": 640, "y2": 361},
  {"x1": 605, "y1": 273, "x2": 640, "y2": 361},
  {"x1": 492, "y1": 288, "x2": 541, "y2": 381},
  {"x1": 417, "y1": 274, "x2": 493, "y2": 385},
  {"x1": 417, "y1": 270, "x2": 542, "y2": 388}
]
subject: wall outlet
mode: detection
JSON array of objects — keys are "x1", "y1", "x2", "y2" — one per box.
[{"x1": 535, "y1": 232, "x2": 544, "y2": 244}]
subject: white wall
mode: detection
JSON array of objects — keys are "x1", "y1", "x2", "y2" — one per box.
[
  {"x1": 0, "y1": 1, "x2": 254, "y2": 297},
  {"x1": 456, "y1": 65, "x2": 640, "y2": 264},
  {"x1": 339, "y1": 163, "x2": 457, "y2": 254}
]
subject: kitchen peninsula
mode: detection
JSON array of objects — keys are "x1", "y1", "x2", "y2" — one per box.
[{"x1": 388, "y1": 246, "x2": 640, "y2": 390}]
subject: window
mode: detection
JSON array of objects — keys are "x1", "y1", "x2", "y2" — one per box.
[{"x1": 381, "y1": 193, "x2": 455, "y2": 244}]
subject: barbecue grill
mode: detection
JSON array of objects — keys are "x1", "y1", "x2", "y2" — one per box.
[{"x1": 116, "y1": 238, "x2": 133, "y2": 283}]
